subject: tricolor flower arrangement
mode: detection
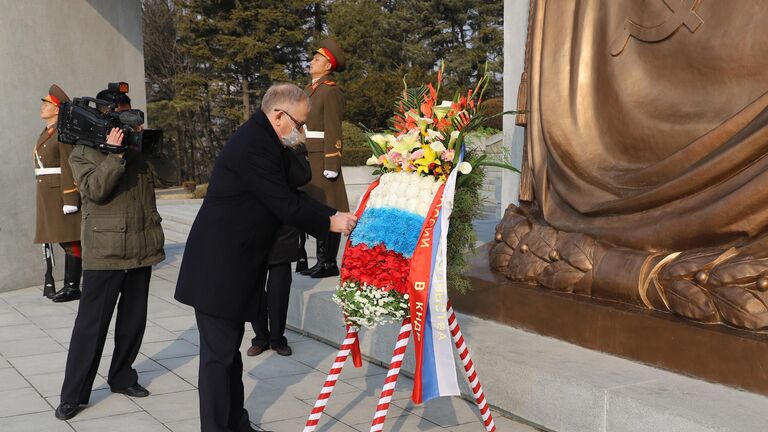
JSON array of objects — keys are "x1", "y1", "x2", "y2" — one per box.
[
  {"x1": 334, "y1": 173, "x2": 442, "y2": 327},
  {"x1": 334, "y1": 63, "x2": 512, "y2": 328}
]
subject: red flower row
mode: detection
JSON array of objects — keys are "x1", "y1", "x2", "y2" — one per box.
[{"x1": 341, "y1": 243, "x2": 410, "y2": 295}]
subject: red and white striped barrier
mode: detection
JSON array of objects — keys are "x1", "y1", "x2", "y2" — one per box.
[
  {"x1": 369, "y1": 319, "x2": 412, "y2": 432},
  {"x1": 303, "y1": 327, "x2": 359, "y2": 432},
  {"x1": 447, "y1": 302, "x2": 496, "y2": 432}
]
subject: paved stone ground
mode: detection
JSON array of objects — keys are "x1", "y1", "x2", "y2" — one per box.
[{"x1": 0, "y1": 200, "x2": 537, "y2": 431}]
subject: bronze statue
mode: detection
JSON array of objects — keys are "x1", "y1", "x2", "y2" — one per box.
[{"x1": 491, "y1": 0, "x2": 768, "y2": 330}]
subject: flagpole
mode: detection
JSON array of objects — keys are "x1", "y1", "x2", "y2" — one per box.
[
  {"x1": 447, "y1": 302, "x2": 497, "y2": 432},
  {"x1": 369, "y1": 318, "x2": 412, "y2": 432},
  {"x1": 304, "y1": 327, "x2": 359, "y2": 432}
]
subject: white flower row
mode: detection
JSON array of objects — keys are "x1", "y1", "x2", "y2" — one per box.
[
  {"x1": 367, "y1": 172, "x2": 441, "y2": 217},
  {"x1": 332, "y1": 281, "x2": 410, "y2": 329}
]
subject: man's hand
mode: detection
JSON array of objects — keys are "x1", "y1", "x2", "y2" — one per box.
[
  {"x1": 329, "y1": 212, "x2": 357, "y2": 234},
  {"x1": 62, "y1": 205, "x2": 79, "y2": 215},
  {"x1": 106, "y1": 128, "x2": 125, "y2": 145},
  {"x1": 106, "y1": 128, "x2": 126, "y2": 157},
  {"x1": 323, "y1": 170, "x2": 339, "y2": 179}
]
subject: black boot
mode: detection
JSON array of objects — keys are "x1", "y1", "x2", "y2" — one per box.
[
  {"x1": 309, "y1": 233, "x2": 340, "y2": 279},
  {"x1": 295, "y1": 231, "x2": 309, "y2": 273},
  {"x1": 300, "y1": 237, "x2": 325, "y2": 276},
  {"x1": 52, "y1": 254, "x2": 81, "y2": 303},
  {"x1": 43, "y1": 244, "x2": 56, "y2": 299}
]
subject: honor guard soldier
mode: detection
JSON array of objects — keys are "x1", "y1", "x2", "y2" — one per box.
[
  {"x1": 34, "y1": 84, "x2": 83, "y2": 302},
  {"x1": 299, "y1": 38, "x2": 350, "y2": 278}
]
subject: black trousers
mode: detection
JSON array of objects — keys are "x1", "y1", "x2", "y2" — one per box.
[
  {"x1": 60, "y1": 267, "x2": 151, "y2": 404},
  {"x1": 195, "y1": 309, "x2": 252, "y2": 432},
  {"x1": 250, "y1": 263, "x2": 291, "y2": 348}
]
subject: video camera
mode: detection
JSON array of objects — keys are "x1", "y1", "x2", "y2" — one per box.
[{"x1": 57, "y1": 82, "x2": 163, "y2": 155}]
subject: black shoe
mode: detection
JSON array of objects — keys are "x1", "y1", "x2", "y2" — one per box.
[
  {"x1": 301, "y1": 238, "x2": 327, "y2": 275},
  {"x1": 247, "y1": 344, "x2": 269, "y2": 356},
  {"x1": 309, "y1": 263, "x2": 340, "y2": 279},
  {"x1": 110, "y1": 384, "x2": 150, "y2": 398},
  {"x1": 273, "y1": 345, "x2": 292, "y2": 356},
  {"x1": 299, "y1": 262, "x2": 321, "y2": 276},
  {"x1": 54, "y1": 402, "x2": 80, "y2": 420},
  {"x1": 295, "y1": 258, "x2": 309, "y2": 273},
  {"x1": 52, "y1": 286, "x2": 81, "y2": 303},
  {"x1": 53, "y1": 253, "x2": 82, "y2": 303}
]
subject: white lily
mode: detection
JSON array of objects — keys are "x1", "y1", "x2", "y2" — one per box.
[
  {"x1": 429, "y1": 141, "x2": 446, "y2": 152},
  {"x1": 366, "y1": 156, "x2": 381, "y2": 166},
  {"x1": 458, "y1": 161, "x2": 473, "y2": 174},
  {"x1": 369, "y1": 134, "x2": 390, "y2": 151},
  {"x1": 406, "y1": 111, "x2": 434, "y2": 134},
  {"x1": 448, "y1": 130, "x2": 461, "y2": 149},
  {"x1": 425, "y1": 129, "x2": 444, "y2": 143},
  {"x1": 392, "y1": 130, "x2": 421, "y2": 155}
]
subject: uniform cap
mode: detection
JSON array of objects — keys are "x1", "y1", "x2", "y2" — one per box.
[
  {"x1": 41, "y1": 84, "x2": 70, "y2": 108},
  {"x1": 316, "y1": 38, "x2": 346, "y2": 73}
]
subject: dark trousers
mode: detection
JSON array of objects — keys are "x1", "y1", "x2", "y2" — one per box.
[
  {"x1": 60, "y1": 267, "x2": 151, "y2": 404},
  {"x1": 195, "y1": 309, "x2": 252, "y2": 432},
  {"x1": 250, "y1": 263, "x2": 291, "y2": 348}
]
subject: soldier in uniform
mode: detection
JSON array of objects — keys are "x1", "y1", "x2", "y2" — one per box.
[
  {"x1": 34, "y1": 84, "x2": 83, "y2": 302},
  {"x1": 299, "y1": 38, "x2": 350, "y2": 278}
]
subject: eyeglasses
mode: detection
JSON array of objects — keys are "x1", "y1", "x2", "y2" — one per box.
[{"x1": 274, "y1": 109, "x2": 305, "y2": 129}]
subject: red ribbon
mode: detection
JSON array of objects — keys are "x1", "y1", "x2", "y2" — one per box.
[{"x1": 406, "y1": 183, "x2": 446, "y2": 404}]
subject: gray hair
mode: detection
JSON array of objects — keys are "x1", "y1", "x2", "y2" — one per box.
[{"x1": 261, "y1": 83, "x2": 310, "y2": 114}]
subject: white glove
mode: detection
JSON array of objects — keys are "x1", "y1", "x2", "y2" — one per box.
[
  {"x1": 63, "y1": 205, "x2": 79, "y2": 214},
  {"x1": 323, "y1": 170, "x2": 339, "y2": 179}
]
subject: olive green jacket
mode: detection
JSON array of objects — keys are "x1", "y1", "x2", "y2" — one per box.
[{"x1": 69, "y1": 145, "x2": 178, "y2": 270}]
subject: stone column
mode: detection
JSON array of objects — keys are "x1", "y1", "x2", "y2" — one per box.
[{"x1": 501, "y1": 0, "x2": 531, "y2": 211}]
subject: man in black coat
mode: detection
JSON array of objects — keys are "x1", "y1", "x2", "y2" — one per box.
[{"x1": 174, "y1": 83, "x2": 357, "y2": 432}]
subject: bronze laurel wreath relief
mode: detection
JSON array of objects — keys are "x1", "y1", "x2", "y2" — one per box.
[{"x1": 491, "y1": 205, "x2": 768, "y2": 330}]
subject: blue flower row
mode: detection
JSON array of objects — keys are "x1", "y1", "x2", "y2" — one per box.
[{"x1": 350, "y1": 207, "x2": 425, "y2": 258}]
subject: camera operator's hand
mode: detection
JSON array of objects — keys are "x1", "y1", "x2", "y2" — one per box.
[
  {"x1": 329, "y1": 212, "x2": 357, "y2": 235},
  {"x1": 106, "y1": 128, "x2": 125, "y2": 145},
  {"x1": 106, "y1": 128, "x2": 126, "y2": 158}
]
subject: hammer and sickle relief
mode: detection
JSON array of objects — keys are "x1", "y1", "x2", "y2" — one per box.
[{"x1": 610, "y1": 0, "x2": 704, "y2": 56}]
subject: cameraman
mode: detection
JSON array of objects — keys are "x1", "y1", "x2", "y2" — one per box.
[{"x1": 55, "y1": 125, "x2": 178, "y2": 421}]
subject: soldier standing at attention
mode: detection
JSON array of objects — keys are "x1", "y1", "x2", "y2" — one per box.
[
  {"x1": 34, "y1": 84, "x2": 83, "y2": 302},
  {"x1": 299, "y1": 39, "x2": 349, "y2": 278}
]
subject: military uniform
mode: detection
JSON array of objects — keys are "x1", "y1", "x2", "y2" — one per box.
[
  {"x1": 34, "y1": 84, "x2": 83, "y2": 301},
  {"x1": 303, "y1": 80, "x2": 349, "y2": 212},
  {"x1": 299, "y1": 38, "x2": 349, "y2": 278},
  {"x1": 33, "y1": 126, "x2": 81, "y2": 244}
]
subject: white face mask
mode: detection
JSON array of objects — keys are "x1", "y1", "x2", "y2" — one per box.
[{"x1": 282, "y1": 126, "x2": 301, "y2": 146}]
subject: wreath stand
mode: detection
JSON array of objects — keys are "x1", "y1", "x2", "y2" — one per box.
[{"x1": 303, "y1": 302, "x2": 496, "y2": 432}]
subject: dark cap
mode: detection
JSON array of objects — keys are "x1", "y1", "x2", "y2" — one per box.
[
  {"x1": 316, "y1": 38, "x2": 346, "y2": 73},
  {"x1": 41, "y1": 84, "x2": 70, "y2": 107}
]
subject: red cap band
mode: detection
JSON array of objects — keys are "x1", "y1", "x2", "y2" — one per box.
[
  {"x1": 48, "y1": 94, "x2": 61, "y2": 107},
  {"x1": 317, "y1": 47, "x2": 337, "y2": 71}
]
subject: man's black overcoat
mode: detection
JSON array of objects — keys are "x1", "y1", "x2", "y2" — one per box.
[{"x1": 174, "y1": 110, "x2": 335, "y2": 321}]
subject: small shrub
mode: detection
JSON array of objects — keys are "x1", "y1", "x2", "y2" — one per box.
[
  {"x1": 342, "y1": 121, "x2": 368, "y2": 149},
  {"x1": 342, "y1": 147, "x2": 372, "y2": 166}
]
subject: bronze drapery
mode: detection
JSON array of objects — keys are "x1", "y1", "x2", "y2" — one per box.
[{"x1": 492, "y1": 0, "x2": 768, "y2": 330}]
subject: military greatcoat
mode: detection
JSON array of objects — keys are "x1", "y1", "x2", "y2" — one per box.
[
  {"x1": 303, "y1": 80, "x2": 349, "y2": 212},
  {"x1": 34, "y1": 126, "x2": 81, "y2": 244}
]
